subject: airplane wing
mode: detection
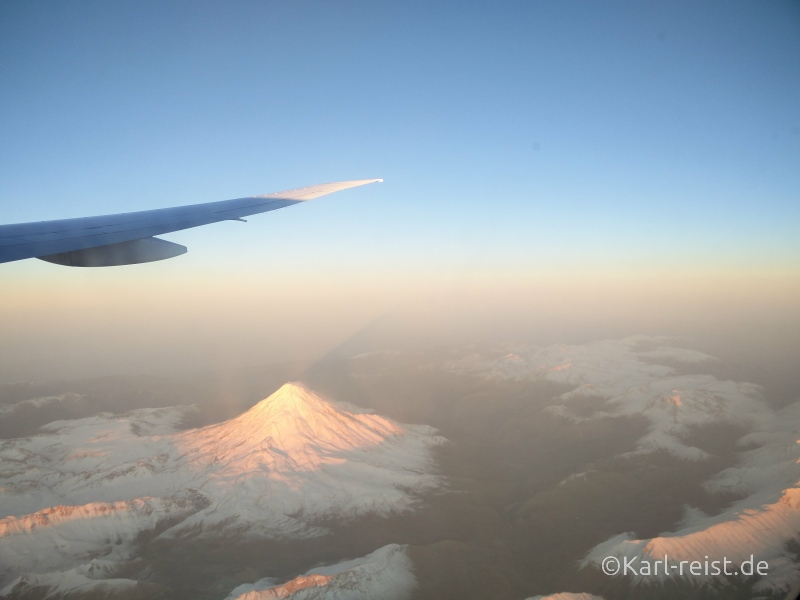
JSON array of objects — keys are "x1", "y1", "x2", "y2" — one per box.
[{"x1": 0, "y1": 179, "x2": 382, "y2": 267}]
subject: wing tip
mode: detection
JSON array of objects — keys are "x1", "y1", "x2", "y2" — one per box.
[{"x1": 260, "y1": 178, "x2": 384, "y2": 201}]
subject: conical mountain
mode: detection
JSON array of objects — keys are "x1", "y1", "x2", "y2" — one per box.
[{"x1": 175, "y1": 382, "x2": 405, "y2": 474}]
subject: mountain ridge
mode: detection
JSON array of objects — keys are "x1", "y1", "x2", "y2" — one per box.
[{"x1": 0, "y1": 383, "x2": 445, "y2": 593}]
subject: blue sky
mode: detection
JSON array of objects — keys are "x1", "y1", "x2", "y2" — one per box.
[
  {"x1": 2, "y1": 1, "x2": 800, "y2": 380},
  {"x1": 2, "y1": 0, "x2": 798, "y2": 277}
]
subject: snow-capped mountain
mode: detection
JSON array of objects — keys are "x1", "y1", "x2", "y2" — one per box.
[
  {"x1": 225, "y1": 544, "x2": 416, "y2": 600},
  {"x1": 582, "y1": 400, "x2": 800, "y2": 593},
  {"x1": 526, "y1": 595, "x2": 605, "y2": 600},
  {"x1": 445, "y1": 336, "x2": 767, "y2": 459},
  {"x1": 0, "y1": 383, "x2": 444, "y2": 594},
  {"x1": 0, "y1": 558, "x2": 159, "y2": 599},
  {"x1": 444, "y1": 336, "x2": 800, "y2": 594}
]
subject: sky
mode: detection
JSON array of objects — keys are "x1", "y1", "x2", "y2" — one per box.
[{"x1": 1, "y1": 1, "x2": 799, "y2": 381}]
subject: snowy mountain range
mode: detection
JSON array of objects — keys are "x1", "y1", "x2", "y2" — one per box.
[
  {"x1": 3, "y1": 336, "x2": 798, "y2": 598},
  {"x1": 445, "y1": 336, "x2": 800, "y2": 594},
  {"x1": 0, "y1": 383, "x2": 444, "y2": 597}
]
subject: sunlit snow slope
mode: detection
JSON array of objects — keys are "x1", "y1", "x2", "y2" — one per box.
[
  {"x1": 0, "y1": 383, "x2": 444, "y2": 593},
  {"x1": 225, "y1": 544, "x2": 416, "y2": 600},
  {"x1": 526, "y1": 594, "x2": 605, "y2": 600}
]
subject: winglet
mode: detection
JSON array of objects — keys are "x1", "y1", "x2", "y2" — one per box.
[{"x1": 260, "y1": 178, "x2": 383, "y2": 201}]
